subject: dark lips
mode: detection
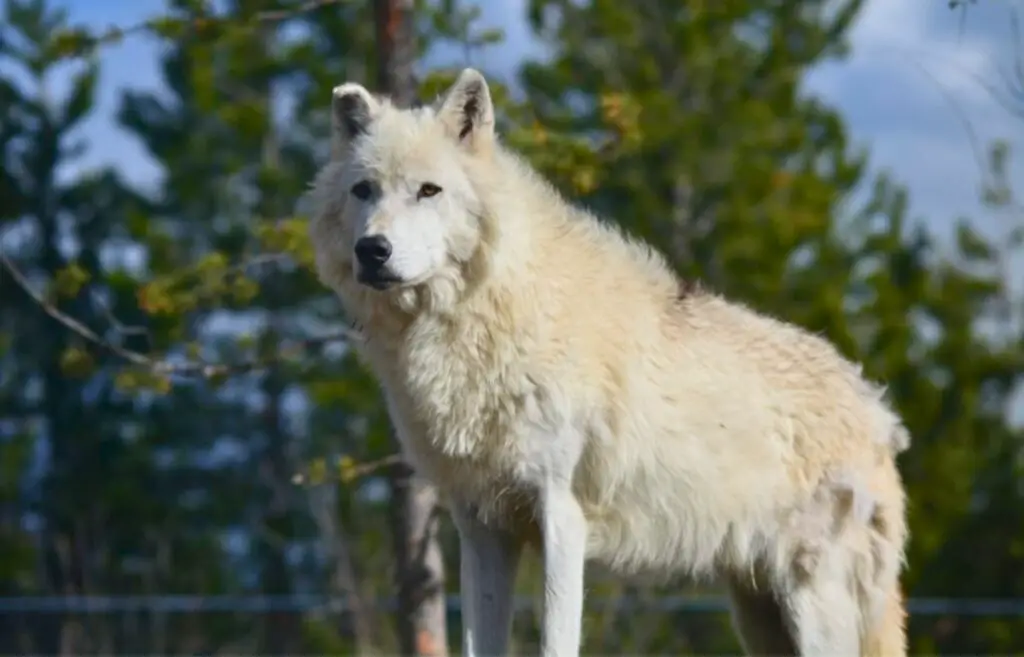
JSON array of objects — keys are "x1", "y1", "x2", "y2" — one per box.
[{"x1": 357, "y1": 270, "x2": 401, "y2": 290}]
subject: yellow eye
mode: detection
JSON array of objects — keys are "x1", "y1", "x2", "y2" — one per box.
[{"x1": 418, "y1": 182, "x2": 442, "y2": 199}]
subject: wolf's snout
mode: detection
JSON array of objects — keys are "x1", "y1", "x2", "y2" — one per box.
[
  {"x1": 354, "y1": 235, "x2": 392, "y2": 268},
  {"x1": 354, "y1": 235, "x2": 400, "y2": 290}
]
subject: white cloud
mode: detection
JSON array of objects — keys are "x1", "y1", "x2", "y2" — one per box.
[
  {"x1": 846, "y1": 0, "x2": 1005, "y2": 106},
  {"x1": 805, "y1": 0, "x2": 1022, "y2": 248},
  {"x1": 812, "y1": 1, "x2": 1024, "y2": 423}
]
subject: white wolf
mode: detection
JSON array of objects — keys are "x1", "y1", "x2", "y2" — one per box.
[{"x1": 308, "y1": 68, "x2": 910, "y2": 657}]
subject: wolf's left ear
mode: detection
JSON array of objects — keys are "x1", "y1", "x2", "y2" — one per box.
[
  {"x1": 435, "y1": 68, "x2": 495, "y2": 150},
  {"x1": 331, "y1": 82, "x2": 380, "y2": 159}
]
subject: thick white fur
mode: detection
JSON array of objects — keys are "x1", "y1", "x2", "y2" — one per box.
[{"x1": 309, "y1": 69, "x2": 910, "y2": 657}]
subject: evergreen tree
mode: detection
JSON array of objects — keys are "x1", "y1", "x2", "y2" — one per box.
[
  {"x1": 2, "y1": 0, "x2": 1020, "y2": 653},
  {"x1": 0, "y1": 0, "x2": 240, "y2": 652}
]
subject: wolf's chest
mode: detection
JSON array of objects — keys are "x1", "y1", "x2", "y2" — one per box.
[
  {"x1": 382, "y1": 349, "x2": 544, "y2": 533},
  {"x1": 389, "y1": 323, "x2": 537, "y2": 455},
  {"x1": 360, "y1": 320, "x2": 565, "y2": 532}
]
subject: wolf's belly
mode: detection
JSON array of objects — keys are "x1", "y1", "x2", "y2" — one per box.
[
  {"x1": 570, "y1": 430, "x2": 799, "y2": 579},
  {"x1": 578, "y1": 491, "x2": 738, "y2": 579}
]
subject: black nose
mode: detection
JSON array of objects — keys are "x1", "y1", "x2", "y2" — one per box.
[{"x1": 354, "y1": 235, "x2": 392, "y2": 267}]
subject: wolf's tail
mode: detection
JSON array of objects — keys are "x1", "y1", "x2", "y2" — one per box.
[
  {"x1": 861, "y1": 582, "x2": 907, "y2": 657},
  {"x1": 857, "y1": 458, "x2": 908, "y2": 657}
]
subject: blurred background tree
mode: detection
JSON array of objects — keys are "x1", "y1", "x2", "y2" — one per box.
[{"x1": 0, "y1": 0, "x2": 1021, "y2": 654}]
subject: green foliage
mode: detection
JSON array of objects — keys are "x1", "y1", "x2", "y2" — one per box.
[{"x1": 0, "y1": 0, "x2": 1021, "y2": 653}]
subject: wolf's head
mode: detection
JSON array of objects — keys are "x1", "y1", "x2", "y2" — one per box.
[{"x1": 309, "y1": 68, "x2": 498, "y2": 309}]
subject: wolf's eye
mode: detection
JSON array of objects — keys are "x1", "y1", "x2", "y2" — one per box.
[
  {"x1": 417, "y1": 182, "x2": 442, "y2": 200},
  {"x1": 351, "y1": 181, "x2": 373, "y2": 200}
]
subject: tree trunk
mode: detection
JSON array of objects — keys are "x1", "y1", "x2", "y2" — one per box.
[
  {"x1": 372, "y1": 2, "x2": 449, "y2": 656},
  {"x1": 259, "y1": 347, "x2": 300, "y2": 657},
  {"x1": 374, "y1": 0, "x2": 417, "y2": 107},
  {"x1": 388, "y1": 460, "x2": 448, "y2": 657},
  {"x1": 34, "y1": 112, "x2": 86, "y2": 657},
  {"x1": 307, "y1": 474, "x2": 376, "y2": 655},
  {"x1": 256, "y1": 28, "x2": 300, "y2": 651}
]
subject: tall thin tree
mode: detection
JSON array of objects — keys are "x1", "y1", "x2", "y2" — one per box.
[{"x1": 372, "y1": 2, "x2": 449, "y2": 655}]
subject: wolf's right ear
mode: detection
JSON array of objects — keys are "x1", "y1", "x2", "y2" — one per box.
[{"x1": 331, "y1": 83, "x2": 379, "y2": 159}]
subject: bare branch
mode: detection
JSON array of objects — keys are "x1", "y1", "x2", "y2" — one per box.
[
  {"x1": 345, "y1": 454, "x2": 404, "y2": 480},
  {"x1": 901, "y1": 55, "x2": 989, "y2": 185},
  {"x1": 2, "y1": 246, "x2": 154, "y2": 369},
  {"x1": 1, "y1": 245, "x2": 362, "y2": 379},
  {"x1": 91, "y1": 289, "x2": 148, "y2": 337},
  {"x1": 291, "y1": 454, "x2": 404, "y2": 486}
]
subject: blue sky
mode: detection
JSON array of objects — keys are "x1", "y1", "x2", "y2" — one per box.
[{"x1": 38, "y1": 0, "x2": 1024, "y2": 420}]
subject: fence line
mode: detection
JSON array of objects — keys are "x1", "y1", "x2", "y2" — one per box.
[{"x1": 3, "y1": 595, "x2": 1024, "y2": 616}]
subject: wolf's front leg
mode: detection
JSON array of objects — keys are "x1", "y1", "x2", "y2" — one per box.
[
  {"x1": 539, "y1": 487, "x2": 587, "y2": 657},
  {"x1": 450, "y1": 503, "x2": 522, "y2": 657}
]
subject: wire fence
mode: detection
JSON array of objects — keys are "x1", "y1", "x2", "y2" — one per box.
[
  {"x1": 4, "y1": 595, "x2": 1024, "y2": 615},
  {"x1": 3, "y1": 595, "x2": 1023, "y2": 655}
]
